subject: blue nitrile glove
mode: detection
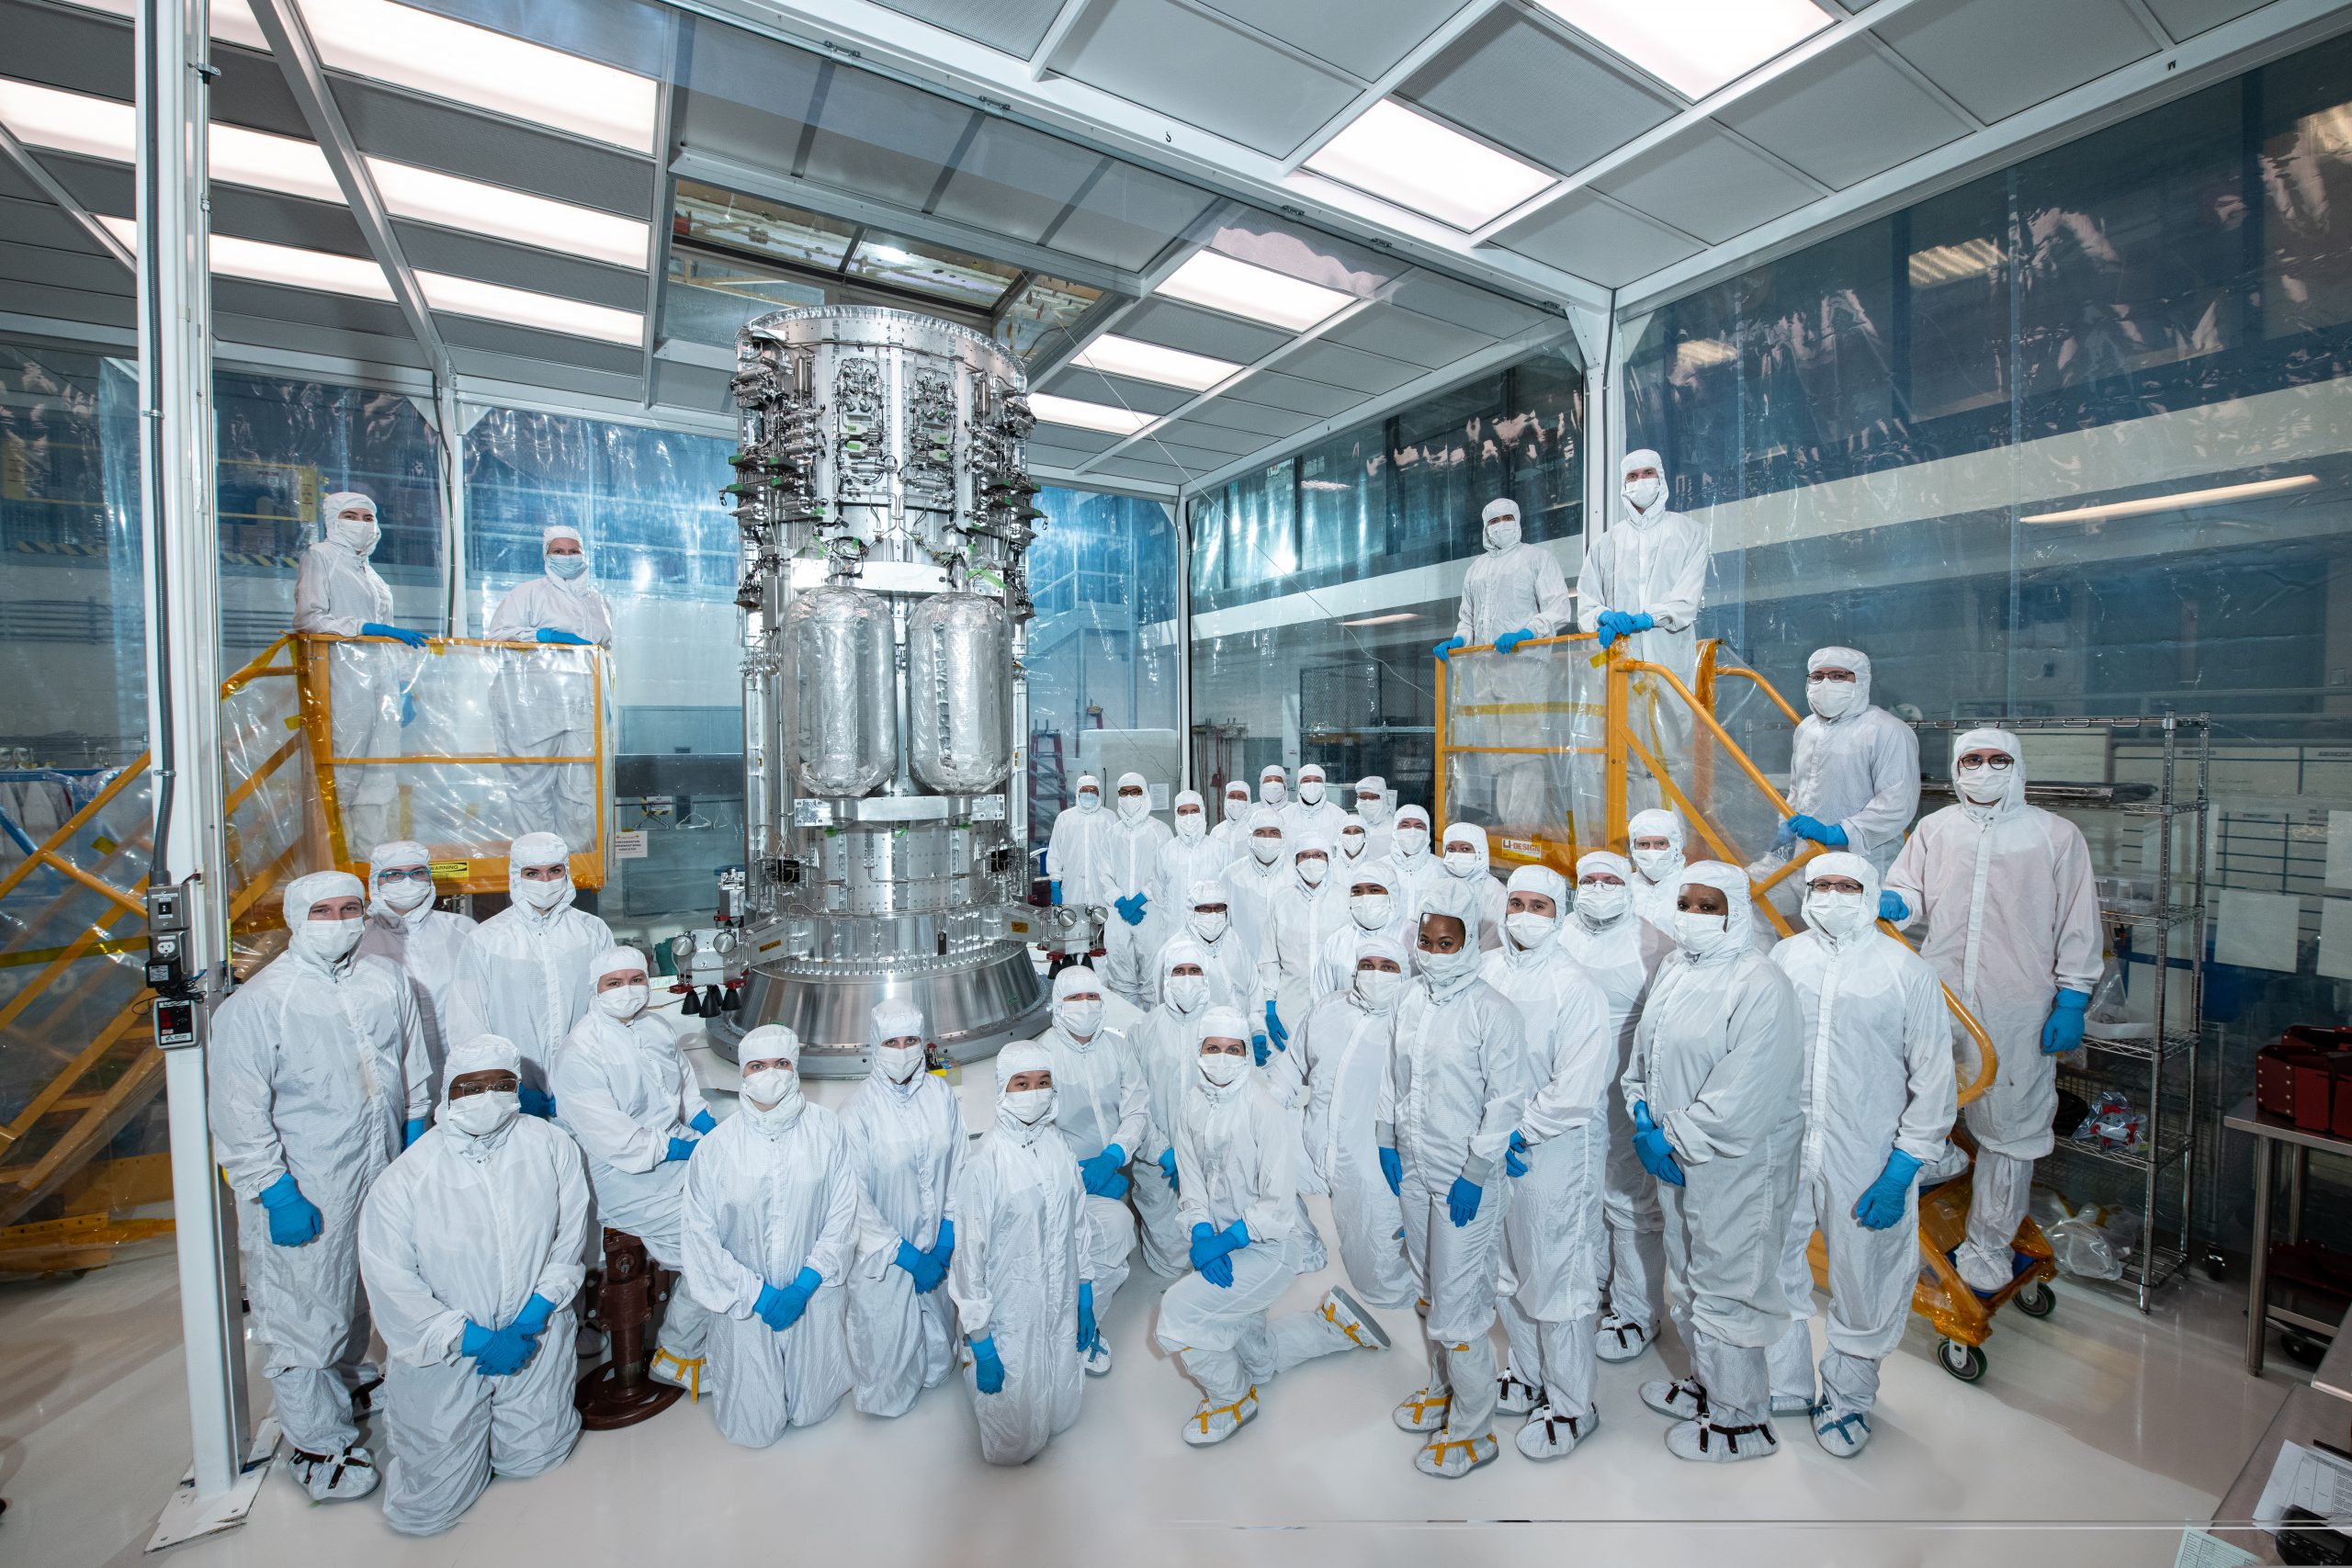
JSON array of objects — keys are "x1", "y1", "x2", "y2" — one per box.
[
  {"x1": 1159, "y1": 1147, "x2": 1179, "y2": 1192},
  {"x1": 1447, "y1": 1175, "x2": 1483, "y2": 1227},
  {"x1": 1219, "y1": 1218, "x2": 1249, "y2": 1257},
  {"x1": 360, "y1": 621, "x2": 428, "y2": 649},
  {"x1": 1080, "y1": 1143, "x2": 1130, "y2": 1200},
  {"x1": 1878, "y1": 891, "x2": 1909, "y2": 923},
  {"x1": 404, "y1": 1117, "x2": 426, "y2": 1147},
  {"x1": 1077, "y1": 1280, "x2": 1098, "y2": 1351},
  {"x1": 1633, "y1": 1100, "x2": 1686, "y2": 1187},
  {"x1": 1263, "y1": 1000, "x2": 1288, "y2": 1052},
  {"x1": 519, "y1": 1086, "x2": 555, "y2": 1119},
  {"x1": 2042, "y1": 988, "x2": 2091, "y2": 1055},
  {"x1": 1050, "y1": 879, "x2": 1064, "y2": 906},
  {"x1": 1506, "y1": 1130, "x2": 1529, "y2": 1179},
  {"x1": 665, "y1": 1136, "x2": 698, "y2": 1163},
  {"x1": 1853, "y1": 1150, "x2": 1925, "y2": 1231},
  {"x1": 473, "y1": 1329, "x2": 531, "y2": 1377},
  {"x1": 1433, "y1": 636, "x2": 1467, "y2": 661},
  {"x1": 1379, "y1": 1145, "x2": 1402, "y2": 1195},
  {"x1": 400, "y1": 689, "x2": 416, "y2": 728},
  {"x1": 1190, "y1": 1223, "x2": 1237, "y2": 1288},
  {"x1": 895, "y1": 1238, "x2": 945, "y2": 1293},
  {"x1": 691, "y1": 1107, "x2": 717, "y2": 1134},
  {"x1": 459, "y1": 1319, "x2": 497, "y2": 1359},
  {"x1": 1114, "y1": 893, "x2": 1146, "y2": 927},
  {"x1": 1494, "y1": 628, "x2": 1536, "y2": 655},
  {"x1": 512, "y1": 1293, "x2": 557, "y2": 1337},
  {"x1": 1252, "y1": 1034, "x2": 1269, "y2": 1067},
  {"x1": 258, "y1": 1172, "x2": 322, "y2": 1247},
  {"x1": 535, "y1": 628, "x2": 592, "y2": 646},
  {"x1": 1595, "y1": 610, "x2": 1657, "y2": 649},
  {"x1": 929, "y1": 1219, "x2": 956, "y2": 1274},
  {"x1": 762, "y1": 1265, "x2": 821, "y2": 1331},
  {"x1": 970, "y1": 1335, "x2": 1005, "y2": 1393},
  {"x1": 753, "y1": 1281, "x2": 791, "y2": 1331},
  {"x1": 1787, "y1": 814, "x2": 1848, "y2": 848}
]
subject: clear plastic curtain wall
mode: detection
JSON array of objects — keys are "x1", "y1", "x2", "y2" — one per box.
[
  {"x1": 1023, "y1": 485, "x2": 1181, "y2": 854},
  {"x1": 1620, "y1": 34, "x2": 2352, "y2": 1256},
  {"x1": 1186, "y1": 344, "x2": 1584, "y2": 824}
]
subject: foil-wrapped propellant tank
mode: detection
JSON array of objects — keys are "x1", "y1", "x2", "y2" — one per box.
[{"x1": 710, "y1": 306, "x2": 1047, "y2": 1074}]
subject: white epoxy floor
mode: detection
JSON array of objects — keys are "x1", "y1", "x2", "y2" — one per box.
[{"x1": 0, "y1": 1021, "x2": 2297, "y2": 1567}]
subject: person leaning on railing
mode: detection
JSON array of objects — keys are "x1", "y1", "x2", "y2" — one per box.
[
  {"x1": 484, "y1": 525, "x2": 614, "y2": 852},
  {"x1": 292, "y1": 491, "x2": 429, "y2": 856}
]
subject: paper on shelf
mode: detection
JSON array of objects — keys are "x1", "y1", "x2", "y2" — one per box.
[{"x1": 2253, "y1": 1440, "x2": 2352, "y2": 1531}]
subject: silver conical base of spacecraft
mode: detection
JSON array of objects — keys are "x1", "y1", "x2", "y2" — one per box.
[{"x1": 705, "y1": 940, "x2": 1049, "y2": 1076}]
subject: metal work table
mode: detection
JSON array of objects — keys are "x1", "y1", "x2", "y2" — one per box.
[
  {"x1": 2209, "y1": 1382, "x2": 2352, "y2": 1563},
  {"x1": 2226, "y1": 1096, "x2": 2352, "y2": 1375}
]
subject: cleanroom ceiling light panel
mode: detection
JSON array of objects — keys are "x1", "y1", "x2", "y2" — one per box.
[
  {"x1": 60, "y1": 0, "x2": 272, "y2": 52},
  {"x1": 1028, "y1": 393, "x2": 1154, "y2": 435},
  {"x1": 1070, "y1": 333, "x2": 1242, "y2": 392},
  {"x1": 1154, "y1": 250, "x2": 1355, "y2": 333},
  {"x1": 415, "y1": 269, "x2": 643, "y2": 344},
  {"x1": 99, "y1": 215, "x2": 395, "y2": 299},
  {"x1": 2021, "y1": 474, "x2": 2319, "y2": 524},
  {"x1": 1533, "y1": 0, "x2": 1831, "y2": 100},
  {"x1": 296, "y1": 0, "x2": 660, "y2": 154},
  {"x1": 369, "y1": 160, "x2": 650, "y2": 269},
  {"x1": 1302, "y1": 99, "x2": 1555, "y2": 231},
  {"x1": 1, "y1": 80, "x2": 340, "y2": 200}
]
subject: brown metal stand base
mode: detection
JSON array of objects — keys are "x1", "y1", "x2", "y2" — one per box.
[{"x1": 574, "y1": 1226, "x2": 684, "y2": 1429}]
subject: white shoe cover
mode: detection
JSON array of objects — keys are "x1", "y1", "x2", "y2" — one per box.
[
  {"x1": 1515, "y1": 1402, "x2": 1599, "y2": 1461},
  {"x1": 290, "y1": 1444, "x2": 379, "y2": 1502},
  {"x1": 1413, "y1": 1427, "x2": 1499, "y2": 1478},
  {"x1": 1639, "y1": 1377, "x2": 1704, "y2": 1420},
  {"x1": 1394, "y1": 1386, "x2": 1450, "y2": 1433},
  {"x1": 1320, "y1": 1288, "x2": 1390, "y2": 1352},
  {"x1": 1665, "y1": 1417, "x2": 1780, "y2": 1463},
  {"x1": 1182, "y1": 1387, "x2": 1260, "y2": 1447},
  {"x1": 1595, "y1": 1314, "x2": 1651, "y2": 1364},
  {"x1": 1813, "y1": 1405, "x2": 1872, "y2": 1458}
]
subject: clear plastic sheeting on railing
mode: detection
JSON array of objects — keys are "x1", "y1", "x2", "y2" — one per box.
[
  {"x1": 1438, "y1": 635, "x2": 1604, "y2": 873},
  {"x1": 298, "y1": 636, "x2": 613, "y2": 883},
  {"x1": 1654, "y1": 690, "x2": 1816, "y2": 938}
]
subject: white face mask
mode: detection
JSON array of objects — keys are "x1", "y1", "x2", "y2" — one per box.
[
  {"x1": 1260, "y1": 780, "x2": 1284, "y2": 807},
  {"x1": 594, "y1": 983, "x2": 649, "y2": 1021},
  {"x1": 1191, "y1": 908, "x2": 1229, "y2": 943},
  {"x1": 1354, "y1": 967, "x2": 1402, "y2": 1010},
  {"x1": 742, "y1": 1066, "x2": 797, "y2": 1109},
  {"x1": 1576, "y1": 880, "x2": 1630, "y2": 924},
  {"x1": 446, "y1": 1089, "x2": 519, "y2": 1138},
  {"x1": 1198, "y1": 1049, "x2": 1244, "y2": 1089},
  {"x1": 1673, "y1": 909, "x2": 1732, "y2": 958},
  {"x1": 1631, "y1": 847, "x2": 1679, "y2": 883},
  {"x1": 1506, "y1": 910, "x2": 1557, "y2": 950},
  {"x1": 1176, "y1": 811, "x2": 1204, "y2": 843},
  {"x1": 1483, "y1": 515, "x2": 1521, "y2": 553},
  {"x1": 328, "y1": 513, "x2": 379, "y2": 554},
  {"x1": 1623, "y1": 474, "x2": 1666, "y2": 515},
  {"x1": 547, "y1": 551, "x2": 589, "y2": 581},
  {"x1": 1418, "y1": 945, "x2": 1477, "y2": 987},
  {"x1": 1357, "y1": 795, "x2": 1391, "y2": 826},
  {"x1": 1807, "y1": 678, "x2": 1860, "y2": 721},
  {"x1": 876, "y1": 1043, "x2": 926, "y2": 1083},
  {"x1": 1225, "y1": 793, "x2": 1250, "y2": 820},
  {"x1": 1117, "y1": 792, "x2": 1148, "y2": 822},
  {"x1": 1003, "y1": 1087, "x2": 1054, "y2": 1125},
  {"x1": 1077, "y1": 790, "x2": 1101, "y2": 814},
  {"x1": 377, "y1": 875, "x2": 433, "y2": 915},
  {"x1": 1166, "y1": 974, "x2": 1210, "y2": 1013},
  {"x1": 1444, "y1": 848, "x2": 1481, "y2": 878},
  {"x1": 1250, "y1": 836, "x2": 1283, "y2": 865},
  {"x1": 295, "y1": 915, "x2": 365, "y2": 966},
  {"x1": 1340, "y1": 831, "x2": 1366, "y2": 860},
  {"x1": 1298, "y1": 778, "x2": 1326, "y2": 805},
  {"x1": 1956, "y1": 763, "x2": 2009, "y2": 806},
  {"x1": 516, "y1": 874, "x2": 568, "y2": 911},
  {"x1": 1804, "y1": 888, "x2": 1874, "y2": 941},
  {"x1": 1296, "y1": 856, "x2": 1329, "y2": 888},
  {"x1": 1351, "y1": 892, "x2": 1392, "y2": 931},
  {"x1": 1057, "y1": 998, "x2": 1104, "y2": 1040},
  {"x1": 1396, "y1": 827, "x2": 1429, "y2": 861}
]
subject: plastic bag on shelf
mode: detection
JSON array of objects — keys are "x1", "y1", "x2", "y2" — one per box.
[
  {"x1": 2070, "y1": 1089, "x2": 2146, "y2": 1152},
  {"x1": 2038, "y1": 1189, "x2": 2141, "y2": 1281}
]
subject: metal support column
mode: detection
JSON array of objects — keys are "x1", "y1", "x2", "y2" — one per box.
[{"x1": 1171, "y1": 496, "x2": 1193, "y2": 795}]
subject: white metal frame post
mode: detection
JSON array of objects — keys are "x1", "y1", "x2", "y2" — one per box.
[{"x1": 139, "y1": 0, "x2": 269, "y2": 1544}]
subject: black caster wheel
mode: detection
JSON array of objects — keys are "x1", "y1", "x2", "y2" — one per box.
[
  {"x1": 2014, "y1": 1280, "x2": 2056, "y2": 1319},
  {"x1": 1937, "y1": 1338, "x2": 1987, "y2": 1382},
  {"x1": 2281, "y1": 1330, "x2": 2327, "y2": 1370},
  {"x1": 2202, "y1": 1252, "x2": 2228, "y2": 1283}
]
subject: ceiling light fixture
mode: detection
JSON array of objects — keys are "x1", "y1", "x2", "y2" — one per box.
[
  {"x1": 1154, "y1": 250, "x2": 1355, "y2": 333},
  {"x1": 368, "y1": 159, "x2": 650, "y2": 269},
  {"x1": 2021, "y1": 475, "x2": 2319, "y2": 524},
  {"x1": 1338, "y1": 612, "x2": 1419, "y2": 626},
  {"x1": 100, "y1": 214, "x2": 393, "y2": 299},
  {"x1": 1301, "y1": 99, "x2": 1555, "y2": 231},
  {"x1": 1070, "y1": 333, "x2": 1241, "y2": 393},
  {"x1": 1907, "y1": 238, "x2": 2002, "y2": 288},
  {"x1": 59, "y1": 0, "x2": 272, "y2": 52},
  {"x1": 1532, "y1": 0, "x2": 1831, "y2": 100},
  {"x1": 1028, "y1": 393, "x2": 1155, "y2": 435},
  {"x1": 414, "y1": 270, "x2": 642, "y2": 344}
]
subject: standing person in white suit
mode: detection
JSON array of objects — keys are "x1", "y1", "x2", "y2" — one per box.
[
  {"x1": 356, "y1": 840, "x2": 474, "y2": 1092},
  {"x1": 1221, "y1": 816, "x2": 1289, "y2": 962},
  {"x1": 1313, "y1": 858, "x2": 1412, "y2": 1000},
  {"x1": 1029, "y1": 964, "x2": 1143, "y2": 1373},
  {"x1": 840, "y1": 999, "x2": 965, "y2": 1418},
  {"x1": 1149, "y1": 790, "x2": 1229, "y2": 970},
  {"x1": 1434, "y1": 498, "x2": 1576, "y2": 829},
  {"x1": 1095, "y1": 773, "x2": 1174, "y2": 1010},
  {"x1": 1209, "y1": 779, "x2": 1258, "y2": 859},
  {"x1": 1278, "y1": 934, "x2": 1414, "y2": 1309},
  {"x1": 1182, "y1": 880, "x2": 1261, "y2": 1015},
  {"x1": 445, "y1": 833, "x2": 613, "y2": 1118},
  {"x1": 1765, "y1": 853, "x2": 1955, "y2": 1457},
  {"x1": 485, "y1": 525, "x2": 613, "y2": 852},
  {"x1": 1256, "y1": 763, "x2": 1289, "y2": 815},
  {"x1": 1581, "y1": 451, "x2": 1709, "y2": 801},
  {"x1": 1281, "y1": 762, "x2": 1346, "y2": 842},
  {"x1": 1626, "y1": 808, "x2": 1689, "y2": 932},
  {"x1": 1260, "y1": 828, "x2": 1347, "y2": 1059},
  {"x1": 1437, "y1": 822, "x2": 1509, "y2": 951},
  {"x1": 293, "y1": 491, "x2": 428, "y2": 853},
  {"x1": 1046, "y1": 773, "x2": 1108, "y2": 908},
  {"x1": 1389, "y1": 805, "x2": 1443, "y2": 907},
  {"x1": 1751, "y1": 648, "x2": 1921, "y2": 914},
  {"x1": 1132, "y1": 940, "x2": 1220, "y2": 1279},
  {"x1": 1883, "y1": 727, "x2": 2100, "y2": 1296},
  {"x1": 1353, "y1": 776, "x2": 1397, "y2": 863}
]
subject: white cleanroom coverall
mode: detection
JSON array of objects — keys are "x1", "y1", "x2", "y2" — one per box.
[
  {"x1": 1389, "y1": 807, "x2": 1444, "y2": 908},
  {"x1": 1279, "y1": 762, "x2": 1347, "y2": 844},
  {"x1": 1314, "y1": 858, "x2": 1414, "y2": 1001},
  {"x1": 1883, "y1": 728, "x2": 2100, "y2": 1294},
  {"x1": 1182, "y1": 879, "x2": 1261, "y2": 1015},
  {"x1": 1627, "y1": 807, "x2": 1689, "y2": 932},
  {"x1": 1622, "y1": 861, "x2": 1804, "y2": 1452},
  {"x1": 1208, "y1": 782, "x2": 1259, "y2": 859},
  {"x1": 1765, "y1": 853, "x2": 1956, "y2": 1428},
  {"x1": 1080, "y1": 772, "x2": 1174, "y2": 1008},
  {"x1": 947, "y1": 1040, "x2": 1097, "y2": 1466},
  {"x1": 1030, "y1": 964, "x2": 1145, "y2": 1330},
  {"x1": 1278, "y1": 937, "x2": 1412, "y2": 1308},
  {"x1": 1354, "y1": 776, "x2": 1396, "y2": 864},
  {"x1": 1261, "y1": 829, "x2": 1349, "y2": 1041},
  {"x1": 1752, "y1": 647, "x2": 1921, "y2": 908},
  {"x1": 1453, "y1": 500, "x2": 1574, "y2": 650},
  {"x1": 841, "y1": 998, "x2": 966, "y2": 1417},
  {"x1": 292, "y1": 491, "x2": 415, "y2": 853},
  {"x1": 1132, "y1": 940, "x2": 1217, "y2": 1280},
  {"x1": 681, "y1": 1025, "x2": 859, "y2": 1448},
  {"x1": 1579, "y1": 450, "x2": 1708, "y2": 796},
  {"x1": 209, "y1": 869, "x2": 430, "y2": 1479},
  {"x1": 357, "y1": 1034, "x2": 589, "y2": 1536},
  {"x1": 444, "y1": 833, "x2": 613, "y2": 1104},
  {"x1": 1150, "y1": 790, "x2": 1229, "y2": 966},
  {"x1": 1436, "y1": 821, "x2": 1510, "y2": 951},
  {"x1": 1219, "y1": 817, "x2": 1289, "y2": 963},
  {"x1": 356, "y1": 838, "x2": 474, "y2": 1095},
  {"x1": 485, "y1": 524, "x2": 613, "y2": 852}
]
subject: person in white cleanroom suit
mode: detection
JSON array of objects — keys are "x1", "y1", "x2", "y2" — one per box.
[
  {"x1": 1092, "y1": 773, "x2": 1174, "y2": 1010},
  {"x1": 1182, "y1": 879, "x2": 1261, "y2": 1015},
  {"x1": 486, "y1": 524, "x2": 613, "y2": 852},
  {"x1": 1209, "y1": 779, "x2": 1258, "y2": 859},
  {"x1": 1274, "y1": 934, "x2": 1413, "y2": 1309},
  {"x1": 1623, "y1": 862, "x2": 1804, "y2": 1464},
  {"x1": 445, "y1": 833, "x2": 613, "y2": 1117},
  {"x1": 1389, "y1": 805, "x2": 1443, "y2": 907},
  {"x1": 1559, "y1": 851, "x2": 1673, "y2": 1366},
  {"x1": 1483, "y1": 865, "x2": 1614, "y2": 1461},
  {"x1": 1257, "y1": 762, "x2": 1288, "y2": 814},
  {"x1": 1150, "y1": 790, "x2": 1229, "y2": 967},
  {"x1": 948, "y1": 1039, "x2": 1097, "y2": 1466},
  {"x1": 1379, "y1": 875, "x2": 1532, "y2": 1479},
  {"x1": 1157, "y1": 1005, "x2": 1391, "y2": 1446},
  {"x1": 1261, "y1": 828, "x2": 1348, "y2": 1058},
  {"x1": 1626, "y1": 807, "x2": 1688, "y2": 931},
  {"x1": 1437, "y1": 821, "x2": 1509, "y2": 950},
  {"x1": 292, "y1": 491, "x2": 427, "y2": 854},
  {"x1": 1313, "y1": 857, "x2": 1413, "y2": 1000},
  {"x1": 1133, "y1": 940, "x2": 1221, "y2": 1279},
  {"x1": 1046, "y1": 773, "x2": 1108, "y2": 908},
  {"x1": 356, "y1": 840, "x2": 474, "y2": 1090},
  {"x1": 357, "y1": 1033, "x2": 587, "y2": 1535},
  {"x1": 1281, "y1": 761, "x2": 1346, "y2": 842},
  {"x1": 1764, "y1": 853, "x2": 1955, "y2": 1458},
  {"x1": 1030, "y1": 964, "x2": 1142, "y2": 1373},
  {"x1": 1883, "y1": 728, "x2": 2099, "y2": 1296},
  {"x1": 1351, "y1": 777, "x2": 1395, "y2": 861},
  {"x1": 1436, "y1": 497, "x2": 1576, "y2": 828},
  {"x1": 1580, "y1": 451, "x2": 1709, "y2": 803},
  {"x1": 1220, "y1": 815, "x2": 1289, "y2": 960},
  {"x1": 681, "y1": 1024, "x2": 859, "y2": 1447},
  {"x1": 1752, "y1": 648, "x2": 1921, "y2": 909},
  {"x1": 1334, "y1": 814, "x2": 1374, "y2": 878},
  {"x1": 548, "y1": 945, "x2": 713, "y2": 1394},
  {"x1": 209, "y1": 868, "x2": 430, "y2": 1502},
  {"x1": 840, "y1": 999, "x2": 966, "y2": 1418}
]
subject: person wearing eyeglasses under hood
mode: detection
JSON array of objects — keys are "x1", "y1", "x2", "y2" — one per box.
[
  {"x1": 1882, "y1": 728, "x2": 2099, "y2": 1299},
  {"x1": 293, "y1": 491, "x2": 428, "y2": 854},
  {"x1": 485, "y1": 524, "x2": 613, "y2": 852}
]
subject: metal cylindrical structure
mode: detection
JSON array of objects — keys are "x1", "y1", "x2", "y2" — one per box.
[{"x1": 712, "y1": 305, "x2": 1047, "y2": 1074}]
